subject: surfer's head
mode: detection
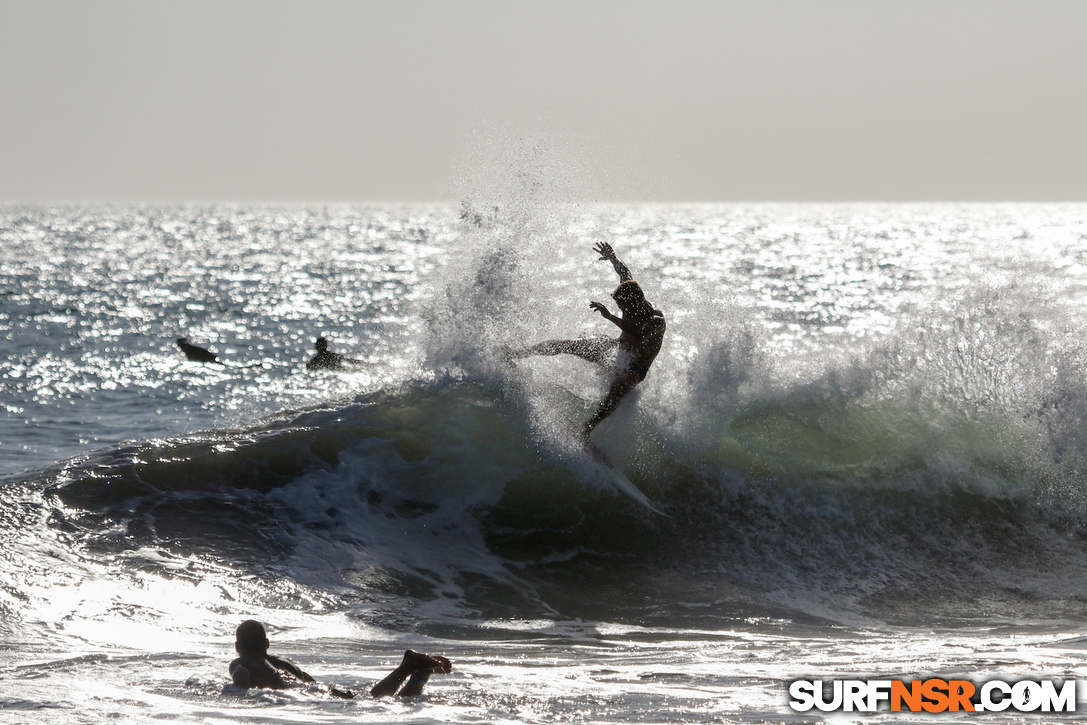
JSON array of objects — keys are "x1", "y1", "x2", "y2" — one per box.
[
  {"x1": 612, "y1": 280, "x2": 647, "y2": 311},
  {"x1": 176, "y1": 337, "x2": 188, "y2": 346},
  {"x1": 235, "y1": 620, "x2": 270, "y2": 655},
  {"x1": 315, "y1": 337, "x2": 328, "y2": 352}
]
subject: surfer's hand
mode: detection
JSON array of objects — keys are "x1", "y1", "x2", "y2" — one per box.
[
  {"x1": 593, "y1": 241, "x2": 615, "y2": 261},
  {"x1": 589, "y1": 301, "x2": 610, "y2": 318}
]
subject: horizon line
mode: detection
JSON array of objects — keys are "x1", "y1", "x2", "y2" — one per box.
[{"x1": 3, "y1": 198, "x2": 1086, "y2": 206}]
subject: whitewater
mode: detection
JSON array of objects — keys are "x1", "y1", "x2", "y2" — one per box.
[{"x1": 4, "y1": 196, "x2": 1087, "y2": 723}]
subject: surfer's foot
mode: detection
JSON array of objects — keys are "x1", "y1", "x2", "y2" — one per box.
[
  {"x1": 371, "y1": 650, "x2": 451, "y2": 697},
  {"x1": 402, "y1": 650, "x2": 452, "y2": 676}
]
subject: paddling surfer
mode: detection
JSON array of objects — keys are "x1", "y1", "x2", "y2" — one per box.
[
  {"x1": 506, "y1": 241, "x2": 666, "y2": 443},
  {"x1": 176, "y1": 337, "x2": 223, "y2": 365},
  {"x1": 228, "y1": 619, "x2": 451, "y2": 698},
  {"x1": 306, "y1": 336, "x2": 363, "y2": 371},
  {"x1": 177, "y1": 337, "x2": 263, "y2": 368}
]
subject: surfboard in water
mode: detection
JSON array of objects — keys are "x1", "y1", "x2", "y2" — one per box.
[{"x1": 581, "y1": 441, "x2": 668, "y2": 516}]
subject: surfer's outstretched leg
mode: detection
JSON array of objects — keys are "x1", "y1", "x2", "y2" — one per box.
[
  {"x1": 505, "y1": 336, "x2": 617, "y2": 367},
  {"x1": 370, "y1": 650, "x2": 452, "y2": 698}
]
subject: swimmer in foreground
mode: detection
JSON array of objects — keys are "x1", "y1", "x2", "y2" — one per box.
[
  {"x1": 228, "y1": 619, "x2": 451, "y2": 699},
  {"x1": 505, "y1": 241, "x2": 666, "y2": 444},
  {"x1": 306, "y1": 337, "x2": 363, "y2": 371},
  {"x1": 177, "y1": 337, "x2": 223, "y2": 365}
]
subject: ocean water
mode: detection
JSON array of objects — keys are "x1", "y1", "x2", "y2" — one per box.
[{"x1": 4, "y1": 197, "x2": 1087, "y2": 723}]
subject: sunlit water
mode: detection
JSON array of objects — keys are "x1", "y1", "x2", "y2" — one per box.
[{"x1": 4, "y1": 200, "x2": 1087, "y2": 723}]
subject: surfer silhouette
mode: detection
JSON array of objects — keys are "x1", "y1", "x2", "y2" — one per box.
[
  {"x1": 177, "y1": 337, "x2": 264, "y2": 368},
  {"x1": 228, "y1": 619, "x2": 451, "y2": 699},
  {"x1": 306, "y1": 337, "x2": 363, "y2": 371},
  {"x1": 176, "y1": 337, "x2": 223, "y2": 365},
  {"x1": 505, "y1": 241, "x2": 666, "y2": 444}
]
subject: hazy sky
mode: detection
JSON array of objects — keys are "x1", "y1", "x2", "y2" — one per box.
[{"x1": 1, "y1": 0, "x2": 1084, "y2": 202}]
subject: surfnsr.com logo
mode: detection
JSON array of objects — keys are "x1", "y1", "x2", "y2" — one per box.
[{"x1": 788, "y1": 679, "x2": 1080, "y2": 713}]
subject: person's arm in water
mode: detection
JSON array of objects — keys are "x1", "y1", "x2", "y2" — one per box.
[
  {"x1": 266, "y1": 654, "x2": 316, "y2": 683},
  {"x1": 270, "y1": 655, "x2": 357, "y2": 698},
  {"x1": 593, "y1": 241, "x2": 632, "y2": 282}
]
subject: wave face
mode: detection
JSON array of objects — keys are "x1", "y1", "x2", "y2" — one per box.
[
  {"x1": 24, "y1": 360, "x2": 1087, "y2": 629},
  {"x1": 5, "y1": 200, "x2": 1087, "y2": 635}
]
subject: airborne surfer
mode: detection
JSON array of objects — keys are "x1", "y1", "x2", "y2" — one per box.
[{"x1": 505, "y1": 241, "x2": 666, "y2": 444}]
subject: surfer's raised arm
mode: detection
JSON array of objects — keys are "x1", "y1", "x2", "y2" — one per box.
[
  {"x1": 593, "y1": 241, "x2": 632, "y2": 283},
  {"x1": 589, "y1": 300, "x2": 639, "y2": 335}
]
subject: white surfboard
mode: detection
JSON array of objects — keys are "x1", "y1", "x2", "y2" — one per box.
[{"x1": 581, "y1": 442, "x2": 668, "y2": 516}]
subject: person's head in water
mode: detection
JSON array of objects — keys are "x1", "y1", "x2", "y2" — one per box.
[
  {"x1": 315, "y1": 337, "x2": 328, "y2": 352},
  {"x1": 612, "y1": 280, "x2": 649, "y2": 313},
  {"x1": 235, "y1": 620, "x2": 270, "y2": 655}
]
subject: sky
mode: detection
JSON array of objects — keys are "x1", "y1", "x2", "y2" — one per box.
[{"x1": 1, "y1": 0, "x2": 1084, "y2": 203}]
